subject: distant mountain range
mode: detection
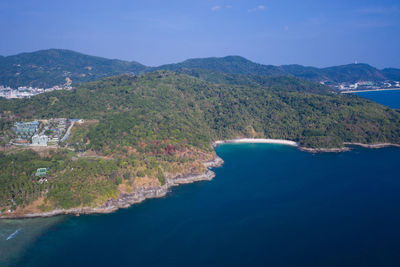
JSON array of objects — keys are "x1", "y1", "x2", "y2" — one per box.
[
  {"x1": 0, "y1": 49, "x2": 399, "y2": 88},
  {"x1": 156, "y1": 56, "x2": 400, "y2": 84},
  {"x1": 0, "y1": 49, "x2": 146, "y2": 88}
]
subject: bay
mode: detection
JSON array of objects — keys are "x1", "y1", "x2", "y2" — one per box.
[
  {"x1": 1, "y1": 144, "x2": 399, "y2": 266},
  {"x1": 1, "y1": 90, "x2": 400, "y2": 266}
]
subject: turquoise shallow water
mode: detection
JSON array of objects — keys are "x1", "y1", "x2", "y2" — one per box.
[{"x1": 1, "y1": 91, "x2": 400, "y2": 266}]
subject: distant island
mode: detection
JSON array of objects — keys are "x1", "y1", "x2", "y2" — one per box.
[{"x1": 1, "y1": 50, "x2": 400, "y2": 219}]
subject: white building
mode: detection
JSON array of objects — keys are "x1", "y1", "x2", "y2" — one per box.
[{"x1": 32, "y1": 134, "x2": 49, "y2": 146}]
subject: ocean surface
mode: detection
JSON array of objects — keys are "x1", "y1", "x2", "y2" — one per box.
[
  {"x1": 1, "y1": 91, "x2": 400, "y2": 266},
  {"x1": 354, "y1": 89, "x2": 400, "y2": 109}
]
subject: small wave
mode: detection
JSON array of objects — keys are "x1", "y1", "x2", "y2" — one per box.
[{"x1": 6, "y1": 228, "x2": 22, "y2": 240}]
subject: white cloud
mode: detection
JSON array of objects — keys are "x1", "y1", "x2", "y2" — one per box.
[
  {"x1": 248, "y1": 5, "x2": 266, "y2": 12},
  {"x1": 211, "y1": 5, "x2": 233, "y2": 11},
  {"x1": 356, "y1": 20, "x2": 392, "y2": 28},
  {"x1": 356, "y1": 6, "x2": 398, "y2": 15}
]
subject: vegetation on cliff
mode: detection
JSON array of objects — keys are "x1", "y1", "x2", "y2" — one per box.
[
  {"x1": 2, "y1": 71, "x2": 399, "y2": 149},
  {"x1": 1, "y1": 70, "x2": 400, "y2": 213}
]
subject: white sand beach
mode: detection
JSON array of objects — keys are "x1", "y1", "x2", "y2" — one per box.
[{"x1": 214, "y1": 138, "x2": 298, "y2": 147}]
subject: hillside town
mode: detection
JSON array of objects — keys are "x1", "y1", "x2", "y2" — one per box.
[
  {"x1": 10, "y1": 118, "x2": 83, "y2": 147},
  {"x1": 0, "y1": 84, "x2": 73, "y2": 99},
  {"x1": 330, "y1": 80, "x2": 400, "y2": 92}
]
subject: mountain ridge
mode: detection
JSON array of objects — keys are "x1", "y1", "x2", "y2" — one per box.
[
  {"x1": 0, "y1": 49, "x2": 399, "y2": 88},
  {"x1": 0, "y1": 49, "x2": 147, "y2": 88}
]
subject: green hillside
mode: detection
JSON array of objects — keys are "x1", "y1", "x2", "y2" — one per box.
[
  {"x1": 0, "y1": 49, "x2": 147, "y2": 88},
  {"x1": 2, "y1": 71, "x2": 399, "y2": 149},
  {"x1": 1, "y1": 70, "x2": 400, "y2": 213},
  {"x1": 321, "y1": 63, "x2": 387, "y2": 83},
  {"x1": 156, "y1": 56, "x2": 396, "y2": 83},
  {"x1": 279, "y1": 65, "x2": 327, "y2": 81},
  {"x1": 156, "y1": 56, "x2": 285, "y2": 76},
  {"x1": 281, "y1": 63, "x2": 388, "y2": 83},
  {"x1": 173, "y1": 68, "x2": 331, "y2": 94}
]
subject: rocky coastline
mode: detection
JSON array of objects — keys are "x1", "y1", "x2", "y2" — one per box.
[
  {"x1": 343, "y1": 142, "x2": 400, "y2": 149},
  {"x1": 2, "y1": 140, "x2": 399, "y2": 219},
  {"x1": 212, "y1": 138, "x2": 400, "y2": 153},
  {"x1": 298, "y1": 147, "x2": 351, "y2": 153},
  {"x1": 299, "y1": 142, "x2": 400, "y2": 153},
  {"x1": 0, "y1": 156, "x2": 224, "y2": 219}
]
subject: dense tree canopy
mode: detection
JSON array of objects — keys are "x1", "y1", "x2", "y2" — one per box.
[{"x1": 1, "y1": 70, "x2": 400, "y2": 212}]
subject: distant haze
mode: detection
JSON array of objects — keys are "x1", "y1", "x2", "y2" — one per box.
[{"x1": 0, "y1": 0, "x2": 399, "y2": 68}]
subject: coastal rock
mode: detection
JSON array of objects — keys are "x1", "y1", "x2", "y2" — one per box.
[
  {"x1": 343, "y1": 142, "x2": 400, "y2": 149},
  {"x1": 299, "y1": 142, "x2": 400, "y2": 153},
  {"x1": 203, "y1": 156, "x2": 224, "y2": 168},
  {"x1": 298, "y1": 147, "x2": 351, "y2": 153},
  {"x1": 0, "y1": 156, "x2": 224, "y2": 219}
]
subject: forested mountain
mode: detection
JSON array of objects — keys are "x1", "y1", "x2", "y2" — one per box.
[
  {"x1": 280, "y1": 63, "x2": 387, "y2": 82},
  {"x1": 2, "y1": 71, "x2": 399, "y2": 149},
  {"x1": 155, "y1": 56, "x2": 285, "y2": 76},
  {"x1": 1, "y1": 49, "x2": 399, "y2": 89},
  {"x1": 159, "y1": 57, "x2": 393, "y2": 83},
  {"x1": 172, "y1": 68, "x2": 331, "y2": 94},
  {"x1": 2, "y1": 70, "x2": 400, "y2": 213},
  {"x1": 319, "y1": 63, "x2": 387, "y2": 83},
  {"x1": 0, "y1": 49, "x2": 147, "y2": 88},
  {"x1": 278, "y1": 65, "x2": 326, "y2": 81},
  {"x1": 382, "y1": 68, "x2": 400, "y2": 81}
]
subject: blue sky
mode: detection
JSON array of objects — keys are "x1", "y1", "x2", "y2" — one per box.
[{"x1": 1, "y1": 0, "x2": 399, "y2": 68}]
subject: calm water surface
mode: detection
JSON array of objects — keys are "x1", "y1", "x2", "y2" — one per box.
[
  {"x1": 355, "y1": 89, "x2": 400, "y2": 109},
  {"x1": 1, "y1": 91, "x2": 400, "y2": 266}
]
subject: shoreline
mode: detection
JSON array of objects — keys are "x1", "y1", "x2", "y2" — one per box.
[
  {"x1": 213, "y1": 138, "x2": 400, "y2": 153},
  {"x1": 213, "y1": 138, "x2": 298, "y2": 147},
  {"x1": 343, "y1": 142, "x2": 400, "y2": 149},
  {"x1": 0, "y1": 156, "x2": 224, "y2": 220},
  {"x1": 299, "y1": 142, "x2": 400, "y2": 153},
  {"x1": 341, "y1": 88, "x2": 400, "y2": 94},
  {"x1": 2, "y1": 139, "x2": 400, "y2": 219}
]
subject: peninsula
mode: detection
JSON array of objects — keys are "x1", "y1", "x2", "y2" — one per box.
[{"x1": 1, "y1": 54, "x2": 400, "y2": 218}]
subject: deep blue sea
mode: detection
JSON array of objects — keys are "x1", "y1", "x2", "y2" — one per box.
[
  {"x1": 1, "y1": 91, "x2": 400, "y2": 267},
  {"x1": 354, "y1": 89, "x2": 400, "y2": 109}
]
